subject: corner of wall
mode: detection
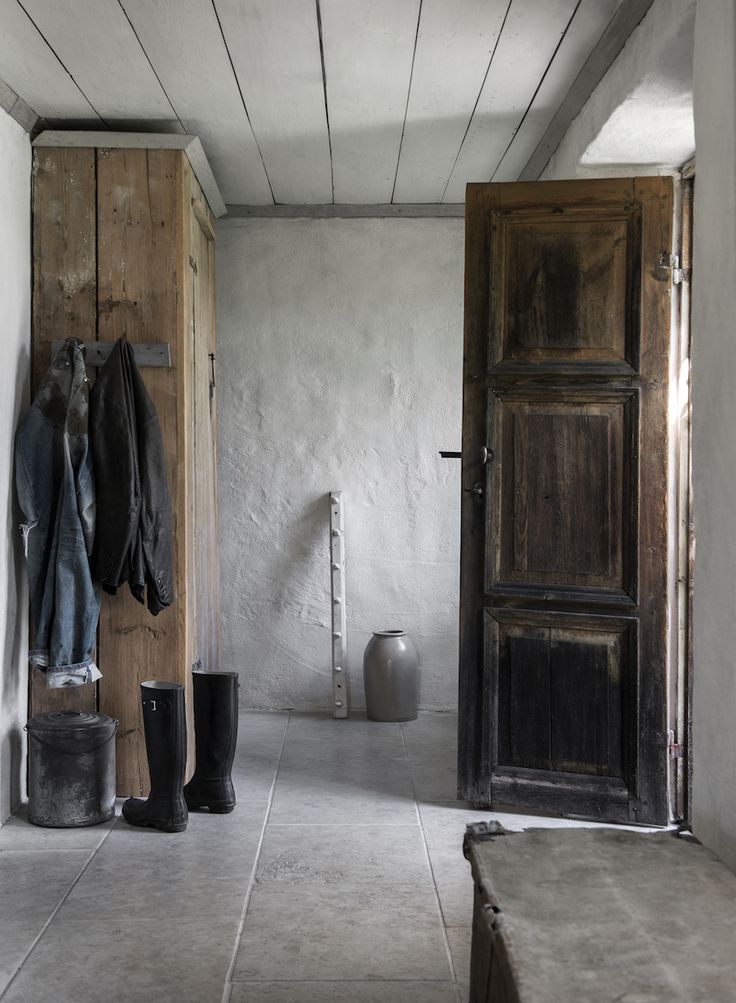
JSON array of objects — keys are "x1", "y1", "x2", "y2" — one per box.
[
  {"x1": 0, "y1": 106, "x2": 32, "y2": 824},
  {"x1": 689, "y1": 0, "x2": 736, "y2": 871}
]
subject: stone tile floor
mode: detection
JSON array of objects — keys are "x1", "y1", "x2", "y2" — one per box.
[{"x1": 0, "y1": 711, "x2": 648, "y2": 1002}]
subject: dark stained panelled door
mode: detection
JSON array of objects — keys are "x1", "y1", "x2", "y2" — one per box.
[{"x1": 458, "y1": 179, "x2": 674, "y2": 825}]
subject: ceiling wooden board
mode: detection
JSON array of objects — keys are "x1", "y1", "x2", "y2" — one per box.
[
  {"x1": 392, "y1": 0, "x2": 508, "y2": 204},
  {"x1": 443, "y1": 0, "x2": 580, "y2": 202},
  {"x1": 214, "y1": 0, "x2": 332, "y2": 204},
  {"x1": 320, "y1": 0, "x2": 421, "y2": 204},
  {"x1": 0, "y1": 0, "x2": 100, "y2": 120},
  {"x1": 492, "y1": 0, "x2": 624, "y2": 182},
  {"x1": 20, "y1": 0, "x2": 181, "y2": 127},
  {"x1": 118, "y1": 0, "x2": 272, "y2": 205},
  {"x1": 0, "y1": 0, "x2": 651, "y2": 201}
]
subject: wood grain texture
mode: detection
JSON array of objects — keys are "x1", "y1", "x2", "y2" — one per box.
[
  {"x1": 320, "y1": 0, "x2": 420, "y2": 203},
  {"x1": 214, "y1": 0, "x2": 331, "y2": 203},
  {"x1": 30, "y1": 147, "x2": 97, "y2": 716},
  {"x1": 35, "y1": 132, "x2": 227, "y2": 218},
  {"x1": 632, "y1": 175, "x2": 673, "y2": 823},
  {"x1": 391, "y1": 0, "x2": 507, "y2": 203},
  {"x1": 490, "y1": 608, "x2": 635, "y2": 783},
  {"x1": 491, "y1": 390, "x2": 632, "y2": 593},
  {"x1": 458, "y1": 183, "x2": 499, "y2": 802},
  {"x1": 493, "y1": 210, "x2": 636, "y2": 367},
  {"x1": 96, "y1": 148, "x2": 186, "y2": 794},
  {"x1": 205, "y1": 194, "x2": 222, "y2": 674},
  {"x1": 459, "y1": 176, "x2": 674, "y2": 824},
  {"x1": 118, "y1": 0, "x2": 273, "y2": 205},
  {"x1": 189, "y1": 171, "x2": 221, "y2": 676}
]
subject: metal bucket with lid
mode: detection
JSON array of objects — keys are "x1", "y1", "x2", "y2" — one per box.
[{"x1": 26, "y1": 710, "x2": 118, "y2": 827}]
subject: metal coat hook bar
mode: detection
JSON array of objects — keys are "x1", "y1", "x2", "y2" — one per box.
[{"x1": 51, "y1": 341, "x2": 172, "y2": 368}]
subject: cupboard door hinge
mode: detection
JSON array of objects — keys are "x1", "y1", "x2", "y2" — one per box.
[
  {"x1": 209, "y1": 352, "x2": 215, "y2": 402},
  {"x1": 668, "y1": 731, "x2": 685, "y2": 759},
  {"x1": 659, "y1": 252, "x2": 690, "y2": 285}
]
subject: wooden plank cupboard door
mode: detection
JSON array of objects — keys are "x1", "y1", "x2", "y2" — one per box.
[
  {"x1": 188, "y1": 186, "x2": 221, "y2": 676},
  {"x1": 30, "y1": 134, "x2": 224, "y2": 796},
  {"x1": 458, "y1": 178, "x2": 674, "y2": 825}
]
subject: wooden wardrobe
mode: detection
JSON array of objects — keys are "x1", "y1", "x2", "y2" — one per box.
[{"x1": 31, "y1": 132, "x2": 225, "y2": 794}]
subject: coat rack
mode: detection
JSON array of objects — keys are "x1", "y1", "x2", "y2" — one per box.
[{"x1": 51, "y1": 341, "x2": 172, "y2": 368}]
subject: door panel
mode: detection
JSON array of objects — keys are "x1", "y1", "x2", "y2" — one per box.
[
  {"x1": 490, "y1": 610, "x2": 636, "y2": 783},
  {"x1": 459, "y1": 178, "x2": 673, "y2": 824},
  {"x1": 491, "y1": 206, "x2": 641, "y2": 373},
  {"x1": 489, "y1": 388, "x2": 636, "y2": 598}
]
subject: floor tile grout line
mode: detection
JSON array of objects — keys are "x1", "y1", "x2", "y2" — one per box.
[
  {"x1": 220, "y1": 711, "x2": 292, "y2": 1003},
  {"x1": 399, "y1": 725, "x2": 465, "y2": 1003},
  {"x1": 0, "y1": 820, "x2": 117, "y2": 1000}
]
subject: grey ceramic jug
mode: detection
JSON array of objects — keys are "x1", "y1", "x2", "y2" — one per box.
[{"x1": 363, "y1": 630, "x2": 418, "y2": 722}]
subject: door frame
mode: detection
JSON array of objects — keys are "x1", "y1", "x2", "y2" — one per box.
[{"x1": 669, "y1": 173, "x2": 694, "y2": 824}]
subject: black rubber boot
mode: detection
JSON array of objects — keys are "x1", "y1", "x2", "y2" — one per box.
[
  {"x1": 184, "y1": 670, "x2": 239, "y2": 813},
  {"x1": 122, "y1": 681, "x2": 188, "y2": 833}
]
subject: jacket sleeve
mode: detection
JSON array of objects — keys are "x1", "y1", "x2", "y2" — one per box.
[
  {"x1": 89, "y1": 338, "x2": 141, "y2": 590},
  {"x1": 129, "y1": 353, "x2": 175, "y2": 615}
]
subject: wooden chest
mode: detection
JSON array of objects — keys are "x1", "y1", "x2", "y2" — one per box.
[{"x1": 464, "y1": 822, "x2": 736, "y2": 1003}]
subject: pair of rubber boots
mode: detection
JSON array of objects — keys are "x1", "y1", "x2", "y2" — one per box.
[{"x1": 122, "y1": 670, "x2": 238, "y2": 833}]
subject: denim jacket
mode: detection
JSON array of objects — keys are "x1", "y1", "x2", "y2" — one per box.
[{"x1": 15, "y1": 338, "x2": 101, "y2": 687}]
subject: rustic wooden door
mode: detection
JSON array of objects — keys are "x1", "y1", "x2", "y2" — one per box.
[{"x1": 458, "y1": 178, "x2": 674, "y2": 825}]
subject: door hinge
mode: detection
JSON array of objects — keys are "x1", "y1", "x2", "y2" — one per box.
[
  {"x1": 668, "y1": 731, "x2": 685, "y2": 759},
  {"x1": 189, "y1": 254, "x2": 198, "y2": 274},
  {"x1": 659, "y1": 252, "x2": 690, "y2": 285}
]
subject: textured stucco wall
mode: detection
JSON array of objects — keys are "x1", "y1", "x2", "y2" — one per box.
[
  {"x1": 0, "y1": 108, "x2": 30, "y2": 823},
  {"x1": 217, "y1": 218, "x2": 464, "y2": 711},
  {"x1": 690, "y1": 0, "x2": 736, "y2": 870}
]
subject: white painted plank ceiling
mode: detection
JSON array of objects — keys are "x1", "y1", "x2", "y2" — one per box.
[
  {"x1": 392, "y1": 0, "x2": 508, "y2": 204},
  {"x1": 214, "y1": 0, "x2": 332, "y2": 204},
  {"x1": 0, "y1": 0, "x2": 100, "y2": 120},
  {"x1": 320, "y1": 0, "x2": 420, "y2": 204},
  {"x1": 118, "y1": 0, "x2": 272, "y2": 203},
  {"x1": 0, "y1": 0, "x2": 633, "y2": 205},
  {"x1": 444, "y1": 0, "x2": 581, "y2": 202},
  {"x1": 21, "y1": 0, "x2": 181, "y2": 128}
]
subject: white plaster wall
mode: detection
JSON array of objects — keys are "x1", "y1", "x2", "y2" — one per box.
[
  {"x1": 217, "y1": 218, "x2": 464, "y2": 711},
  {"x1": 690, "y1": 0, "x2": 736, "y2": 870},
  {"x1": 543, "y1": 0, "x2": 695, "y2": 180},
  {"x1": 0, "y1": 108, "x2": 30, "y2": 823}
]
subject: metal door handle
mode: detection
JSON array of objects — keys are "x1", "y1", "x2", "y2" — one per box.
[
  {"x1": 464, "y1": 482, "x2": 484, "y2": 497},
  {"x1": 440, "y1": 448, "x2": 494, "y2": 463}
]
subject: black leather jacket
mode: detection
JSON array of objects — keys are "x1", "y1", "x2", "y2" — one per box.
[{"x1": 89, "y1": 337, "x2": 175, "y2": 615}]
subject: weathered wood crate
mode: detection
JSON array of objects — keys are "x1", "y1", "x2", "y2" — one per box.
[{"x1": 464, "y1": 822, "x2": 736, "y2": 1003}]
